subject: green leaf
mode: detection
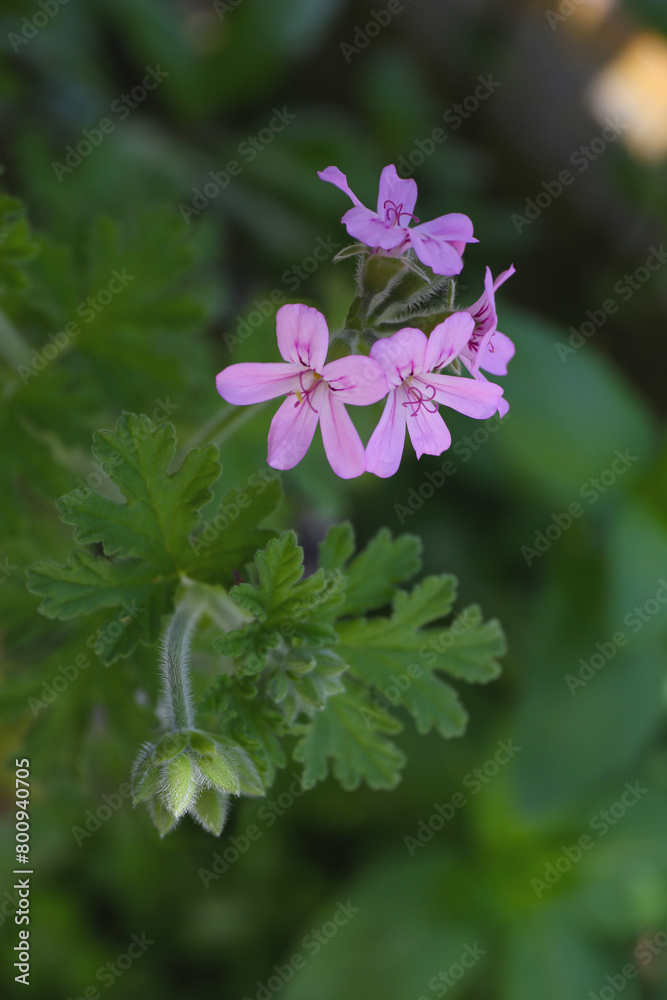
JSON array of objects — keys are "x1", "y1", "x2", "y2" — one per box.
[
  {"x1": 191, "y1": 478, "x2": 282, "y2": 586},
  {"x1": 200, "y1": 676, "x2": 287, "y2": 788},
  {"x1": 337, "y1": 578, "x2": 504, "y2": 738},
  {"x1": 267, "y1": 648, "x2": 347, "y2": 725},
  {"x1": 293, "y1": 685, "x2": 406, "y2": 791},
  {"x1": 318, "y1": 521, "x2": 356, "y2": 572},
  {"x1": 213, "y1": 531, "x2": 341, "y2": 671},
  {"x1": 26, "y1": 413, "x2": 281, "y2": 663},
  {"x1": 337, "y1": 528, "x2": 422, "y2": 616},
  {"x1": 57, "y1": 414, "x2": 219, "y2": 563},
  {"x1": 26, "y1": 548, "x2": 174, "y2": 663}
]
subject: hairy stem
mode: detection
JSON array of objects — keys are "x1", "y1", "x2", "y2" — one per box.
[{"x1": 160, "y1": 601, "x2": 202, "y2": 730}]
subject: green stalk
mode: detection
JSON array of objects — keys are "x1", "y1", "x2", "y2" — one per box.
[
  {"x1": 183, "y1": 400, "x2": 270, "y2": 457},
  {"x1": 160, "y1": 601, "x2": 201, "y2": 731}
]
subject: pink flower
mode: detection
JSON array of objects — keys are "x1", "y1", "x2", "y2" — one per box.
[
  {"x1": 365, "y1": 313, "x2": 504, "y2": 479},
  {"x1": 318, "y1": 164, "x2": 477, "y2": 276},
  {"x1": 460, "y1": 265, "x2": 515, "y2": 417},
  {"x1": 216, "y1": 304, "x2": 387, "y2": 479}
]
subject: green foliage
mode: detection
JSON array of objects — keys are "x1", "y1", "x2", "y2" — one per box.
[
  {"x1": 292, "y1": 683, "x2": 406, "y2": 791},
  {"x1": 0, "y1": 193, "x2": 39, "y2": 291},
  {"x1": 205, "y1": 520, "x2": 505, "y2": 795},
  {"x1": 23, "y1": 413, "x2": 504, "y2": 826},
  {"x1": 212, "y1": 531, "x2": 342, "y2": 669},
  {"x1": 26, "y1": 413, "x2": 281, "y2": 664}
]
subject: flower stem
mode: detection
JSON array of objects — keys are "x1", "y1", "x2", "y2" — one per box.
[
  {"x1": 184, "y1": 401, "x2": 270, "y2": 456},
  {"x1": 160, "y1": 600, "x2": 202, "y2": 731}
]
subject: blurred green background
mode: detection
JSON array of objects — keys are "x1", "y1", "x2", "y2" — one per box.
[{"x1": 1, "y1": 0, "x2": 667, "y2": 997}]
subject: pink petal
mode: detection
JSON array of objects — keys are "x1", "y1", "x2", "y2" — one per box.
[
  {"x1": 370, "y1": 328, "x2": 428, "y2": 387},
  {"x1": 317, "y1": 166, "x2": 364, "y2": 208},
  {"x1": 216, "y1": 363, "x2": 302, "y2": 405},
  {"x1": 461, "y1": 361, "x2": 511, "y2": 417},
  {"x1": 413, "y1": 212, "x2": 476, "y2": 244},
  {"x1": 342, "y1": 206, "x2": 407, "y2": 250},
  {"x1": 420, "y1": 372, "x2": 503, "y2": 419},
  {"x1": 478, "y1": 330, "x2": 515, "y2": 376},
  {"x1": 497, "y1": 396, "x2": 510, "y2": 418},
  {"x1": 468, "y1": 266, "x2": 495, "y2": 319},
  {"x1": 377, "y1": 164, "x2": 418, "y2": 220},
  {"x1": 493, "y1": 264, "x2": 516, "y2": 292},
  {"x1": 266, "y1": 383, "x2": 323, "y2": 470},
  {"x1": 425, "y1": 312, "x2": 475, "y2": 372},
  {"x1": 465, "y1": 268, "x2": 497, "y2": 372},
  {"x1": 275, "y1": 303, "x2": 329, "y2": 370},
  {"x1": 406, "y1": 406, "x2": 452, "y2": 460},
  {"x1": 408, "y1": 230, "x2": 465, "y2": 276},
  {"x1": 319, "y1": 392, "x2": 366, "y2": 479},
  {"x1": 365, "y1": 390, "x2": 407, "y2": 479},
  {"x1": 322, "y1": 355, "x2": 388, "y2": 405}
]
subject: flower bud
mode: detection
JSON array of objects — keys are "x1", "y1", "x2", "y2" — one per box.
[
  {"x1": 190, "y1": 787, "x2": 230, "y2": 836},
  {"x1": 188, "y1": 731, "x2": 218, "y2": 756},
  {"x1": 163, "y1": 752, "x2": 198, "y2": 817}
]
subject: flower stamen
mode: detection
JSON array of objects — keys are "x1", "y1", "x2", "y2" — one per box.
[
  {"x1": 402, "y1": 382, "x2": 438, "y2": 416},
  {"x1": 293, "y1": 370, "x2": 321, "y2": 413}
]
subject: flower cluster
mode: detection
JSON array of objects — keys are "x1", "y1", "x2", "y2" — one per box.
[{"x1": 216, "y1": 164, "x2": 515, "y2": 479}]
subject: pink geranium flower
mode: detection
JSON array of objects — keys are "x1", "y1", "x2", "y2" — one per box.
[
  {"x1": 365, "y1": 313, "x2": 504, "y2": 479},
  {"x1": 318, "y1": 164, "x2": 477, "y2": 276},
  {"x1": 461, "y1": 265, "x2": 515, "y2": 417},
  {"x1": 216, "y1": 304, "x2": 387, "y2": 479}
]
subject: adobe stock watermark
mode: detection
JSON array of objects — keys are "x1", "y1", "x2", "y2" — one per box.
[
  {"x1": 418, "y1": 943, "x2": 487, "y2": 999},
  {"x1": 71, "y1": 782, "x2": 133, "y2": 846},
  {"x1": 555, "y1": 245, "x2": 667, "y2": 361},
  {"x1": 65, "y1": 932, "x2": 154, "y2": 999},
  {"x1": 566, "y1": 579, "x2": 667, "y2": 694},
  {"x1": 64, "y1": 397, "x2": 179, "y2": 507},
  {"x1": 393, "y1": 412, "x2": 509, "y2": 524},
  {"x1": 360, "y1": 607, "x2": 480, "y2": 727},
  {"x1": 198, "y1": 772, "x2": 309, "y2": 887},
  {"x1": 27, "y1": 602, "x2": 144, "y2": 716},
  {"x1": 511, "y1": 116, "x2": 627, "y2": 233},
  {"x1": 397, "y1": 75, "x2": 502, "y2": 178},
  {"x1": 530, "y1": 780, "x2": 648, "y2": 898},
  {"x1": 404, "y1": 739, "x2": 521, "y2": 856},
  {"x1": 340, "y1": 0, "x2": 414, "y2": 62},
  {"x1": 546, "y1": 0, "x2": 596, "y2": 31},
  {"x1": 213, "y1": 0, "x2": 243, "y2": 20},
  {"x1": 0, "y1": 556, "x2": 18, "y2": 584},
  {"x1": 190, "y1": 467, "x2": 279, "y2": 556},
  {"x1": 8, "y1": 0, "x2": 70, "y2": 52},
  {"x1": 590, "y1": 922, "x2": 667, "y2": 1000},
  {"x1": 241, "y1": 901, "x2": 359, "y2": 1000},
  {"x1": 221, "y1": 235, "x2": 340, "y2": 352},
  {"x1": 17, "y1": 268, "x2": 135, "y2": 384},
  {"x1": 52, "y1": 66, "x2": 169, "y2": 181},
  {"x1": 211, "y1": 573, "x2": 343, "y2": 672},
  {"x1": 521, "y1": 448, "x2": 638, "y2": 566},
  {"x1": 179, "y1": 107, "x2": 296, "y2": 223}
]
